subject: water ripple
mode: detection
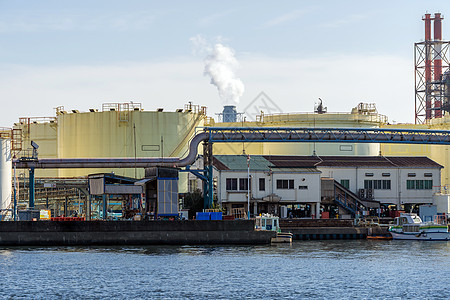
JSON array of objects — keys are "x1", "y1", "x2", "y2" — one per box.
[{"x1": 0, "y1": 240, "x2": 449, "y2": 299}]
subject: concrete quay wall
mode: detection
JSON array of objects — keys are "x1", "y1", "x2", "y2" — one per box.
[
  {"x1": 0, "y1": 220, "x2": 276, "y2": 246},
  {"x1": 283, "y1": 227, "x2": 368, "y2": 240},
  {"x1": 280, "y1": 219, "x2": 354, "y2": 227}
]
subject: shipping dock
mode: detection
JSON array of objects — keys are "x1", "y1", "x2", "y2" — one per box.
[
  {"x1": 0, "y1": 220, "x2": 276, "y2": 246},
  {"x1": 0, "y1": 217, "x2": 393, "y2": 246}
]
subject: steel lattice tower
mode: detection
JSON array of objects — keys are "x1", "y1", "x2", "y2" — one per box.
[{"x1": 415, "y1": 13, "x2": 450, "y2": 124}]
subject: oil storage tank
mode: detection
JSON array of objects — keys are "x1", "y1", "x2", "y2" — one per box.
[
  {"x1": 212, "y1": 103, "x2": 386, "y2": 157},
  {"x1": 13, "y1": 102, "x2": 206, "y2": 193},
  {"x1": 0, "y1": 138, "x2": 11, "y2": 212}
]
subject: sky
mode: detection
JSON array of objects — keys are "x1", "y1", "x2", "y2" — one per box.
[{"x1": 0, "y1": 0, "x2": 449, "y2": 127}]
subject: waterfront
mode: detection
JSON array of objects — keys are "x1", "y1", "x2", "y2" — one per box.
[{"x1": 0, "y1": 240, "x2": 449, "y2": 299}]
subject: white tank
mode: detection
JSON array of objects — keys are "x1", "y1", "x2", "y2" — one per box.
[{"x1": 0, "y1": 139, "x2": 12, "y2": 211}]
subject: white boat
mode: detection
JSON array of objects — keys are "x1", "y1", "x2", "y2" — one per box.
[
  {"x1": 255, "y1": 214, "x2": 293, "y2": 243},
  {"x1": 270, "y1": 232, "x2": 294, "y2": 243},
  {"x1": 389, "y1": 213, "x2": 450, "y2": 241}
]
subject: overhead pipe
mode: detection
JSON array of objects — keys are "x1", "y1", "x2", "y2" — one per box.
[
  {"x1": 206, "y1": 128, "x2": 450, "y2": 144},
  {"x1": 13, "y1": 128, "x2": 450, "y2": 170},
  {"x1": 14, "y1": 132, "x2": 208, "y2": 169}
]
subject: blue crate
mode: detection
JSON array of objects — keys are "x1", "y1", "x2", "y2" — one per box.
[
  {"x1": 196, "y1": 212, "x2": 210, "y2": 220},
  {"x1": 210, "y1": 212, "x2": 223, "y2": 220}
]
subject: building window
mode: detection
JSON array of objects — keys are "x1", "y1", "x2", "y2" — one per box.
[
  {"x1": 226, "y1": 178, "x2": 237, "y2": 191},
  {"x1": 277, "y1": 179, "x2": 294, "y2": 190},
  {"x1": 416, "y1": 180, "x2": 424, "y2": 189},
  {"x1": 259, "y1": 178, "x2": 265, "y2": 191},
  {"x1": 365, "y1": 179, "x2": 391, "y2": 190},
  {"x1": 373, "y1": 180, "x2": 382, "y2": 190},
  {"x1": 340, "y1": 179, "x2": 350, "y2": 189},
  {"x1": 407, "y1": 180, "x2": 433, "y2": 190},
  {"x1": 424, "y1": 173, "x2": 433, "y2": 177},
  {"x1": 382, "y1": 173, "x2": 390, "y2": 177},
  {"x1": 365, "y1": 173, "x2": 374, "y2": 177},
  {"x1": 408, "y1": 173, "x2": 416, "y2": 177},
  {"x1": 239, "y1": 178, "x2": 249, "y2": 191},
  {"x1": 189, "y1": 179, "x2": 198, "y2": 191},
  {"x1": 298, "y1": 186, "x2": 308, "y2": 190}
]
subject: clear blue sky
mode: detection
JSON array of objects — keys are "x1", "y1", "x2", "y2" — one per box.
[{"x1": 0, "y1": 0, "x2": 449, "y2": 126}]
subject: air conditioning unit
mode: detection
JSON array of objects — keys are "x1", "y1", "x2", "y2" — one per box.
[
  {"x1": 358, "y1": 189, "x2": 365, "y2": 199},
  {"x1": 366, "y1": 188, "x2": 374, "y2": 199}
]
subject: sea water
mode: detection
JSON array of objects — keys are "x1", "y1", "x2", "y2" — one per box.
[{"x1": 0, "y1": 240, "x2": 449, "y2": 299}]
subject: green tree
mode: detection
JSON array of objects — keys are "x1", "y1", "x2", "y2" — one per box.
[{"x1": 183, "y1": 189, "x2": 204, "y2": 219}]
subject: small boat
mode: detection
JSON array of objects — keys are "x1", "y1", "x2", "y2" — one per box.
[
  {"x1": 389, "y1": 213, "x2": 450, "y2": 241},
  {"x1": 255, "y1": 214, "x2": 293, "y2": 243},
  {"x1": 271, "y1": 232, "x2": 293, "y2": 243}
]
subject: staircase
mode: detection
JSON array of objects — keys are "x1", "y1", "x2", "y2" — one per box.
[{"x1": 334, "y1": 181, "x2": 367, "y2": 217}]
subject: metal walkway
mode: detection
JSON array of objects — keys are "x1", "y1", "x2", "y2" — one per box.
[
  {"x1": 14, "y1": 127, "x2": 450, "y2": 169},
  {"x1": 206, "y1": 127, "x2": 450, "y2": 144}
]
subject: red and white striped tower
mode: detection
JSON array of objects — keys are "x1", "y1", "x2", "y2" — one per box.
[
  {"x1": 434, "y1": 13, "x2": 443, "y2": 118},
  {"x1": 415, "y1": 12, "x2": 450, "y2": 123},
  {"x1": 424, "y1": 13, "x2": 432, "y2": 120}
]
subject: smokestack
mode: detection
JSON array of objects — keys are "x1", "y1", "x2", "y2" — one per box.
[
  {"x1": 434, "y1": 13, "x2": 444, "y2": 118},
  {"x1": 222, "y1": 105, "x2": 237, "y2": 123},
  {"x1": 434, "y1": 13, "x2": 443, "y2": 80},
  {"x1": 424, "y1": 13, "x2": 432, "y2": 119}
]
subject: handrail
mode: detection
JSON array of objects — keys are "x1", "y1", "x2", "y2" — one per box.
[
  {"x1": 334, "y1": 196, "x2": 356, "y2": 215},
  {"x1": 206, "y1": 127, "x2": 450, "y2": 145}
]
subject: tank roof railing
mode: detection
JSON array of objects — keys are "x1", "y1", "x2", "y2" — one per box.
[
  {"x1": 257, "y1": 112, "x2": 388, "y2": 124},
  {"x1": 18, "y1": 117, "x2": 57, "y2": 124},
  {"x1": 102, "y1": 102, "x2": 142, "y2": 112}
]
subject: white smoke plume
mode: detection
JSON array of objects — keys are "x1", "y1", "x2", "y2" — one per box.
[
  {"x1": 204, "y1": 43, "x2": 244, "y2": 105},
  {"x1": 191, "y1": 35, "x2": 244, "y2": 106}
]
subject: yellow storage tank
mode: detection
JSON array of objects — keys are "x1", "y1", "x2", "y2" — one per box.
[
  {"x1": 13, "y1": 103, "x2": 206, "y2": 192},
  {"x1": 212, "y1": 103, "x2": 386, "y2": 157},
  {"x1": 13, "y1": 117, "x2": 58, "y2": 177}
]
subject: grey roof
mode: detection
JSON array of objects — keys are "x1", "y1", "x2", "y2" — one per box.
[
  {"x1": 213, "y1": 155, "x2": 443, "y2": 170},
  {"x1": 265, "y1": 155, "x2": 442, "y2": 168},
  {"x1": 213, "y1": 155, "x2": 273, "y2": 171}
]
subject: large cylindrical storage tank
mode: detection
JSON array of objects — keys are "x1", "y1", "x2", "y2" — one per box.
[
  {"x1": 215, "y1": 107, "x2": 385, "y2": 157},
  {"x1": 55, "y1": 106, "x2": 205, "y2": 192},
  {"x1": 0, "y1": 138, "x2": 12, "y2": 211}
]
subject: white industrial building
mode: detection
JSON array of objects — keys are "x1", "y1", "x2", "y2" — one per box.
[
  {"x1": 209, "y1": 155, "x2": 443, "y2": 218},
  {"x1": 314, "y1": 156, "x2": 442, "y2": 208},
  {"x1": 212, "y1": 155, "x2": 321, "y2": 218}
]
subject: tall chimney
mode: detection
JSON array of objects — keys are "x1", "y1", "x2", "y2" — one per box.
[
  {"x1": 424, "y1": 13, "x2": 432, "y2": 119},
  {"x1": 434, "y1": 13, "x2": 444, "y2": 118}
]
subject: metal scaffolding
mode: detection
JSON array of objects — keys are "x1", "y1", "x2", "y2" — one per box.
[{"x1": 415, "y1": 13, "x2": 450, "y2": 124}]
